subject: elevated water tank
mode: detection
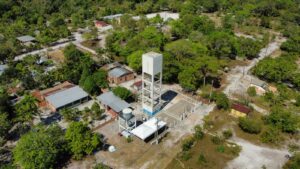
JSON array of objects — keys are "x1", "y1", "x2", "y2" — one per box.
[{"x1": 122, "y1": 108, "x2": 133, "y2": 120}]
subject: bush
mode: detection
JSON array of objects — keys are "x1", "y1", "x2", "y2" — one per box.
[
  {"x1": 211, "y1": 92, "x2": 230, "y2": 110},
  {"x1": 260, "y1": 127, "x2": 281, "y2": 144},
  {"x1": 194, "y1": 125, "x2": 204, "y2": 140},
  {"x1": 222, "y1": 129, "x2": 233, "y2": 139},
  {"x1": 295, "y1": 95, "x2": 300, "y2": 107},
  {"x1": 93, "y1": 163, "x2": 110, "y2": 169},
  {"x1": 198, "y1": 153, "x2": 207, "y2": 165},
  {"x1": 247, "y1": 87, "x2": 257, "y2": 97},
  {"x1": 211, "y1": 135, "x2": 223, "y2": 145},
  {"x1": 112, "y1": 86, "x2": 132, "y2": 100},
  {"x1": 264, "y1": 107, "x2": 299, "y2": 133},
  {"x1": 239, "y1": 117, "x2": 262, "y2": 134},
  {"x1": 180, "y1": 151, "x2": 192, "y2": 161},
  {"x1": 216, "y1": 145, "x2": 225, "y2": 153},
  {"x1": 181, "y1": 137, "x2": 195, "y2": 151}
]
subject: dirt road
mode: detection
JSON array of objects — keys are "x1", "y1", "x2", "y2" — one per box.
[{"x1": 226, "y1": 137, "x2": 290, "y2": 169}]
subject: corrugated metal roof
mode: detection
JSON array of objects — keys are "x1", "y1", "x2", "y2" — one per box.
[
  {"x1": 45, "y1": 86, "x2": 89, "y2": 109},
  {"x1": 108, "y1": 67, "x2": 131, "y2": 78},
  {"x1": 251, "y1": 77, "x2": 266, "y2": 88},
  {"x1": 103, "y1": 14, "x2": 123, "y2": 20},
  {"x1": 17, "y1": 35, "x2": 36, "y2": 42},
  {"x1": 97, "y1": 91, "x2": 130, "y2": 112}
]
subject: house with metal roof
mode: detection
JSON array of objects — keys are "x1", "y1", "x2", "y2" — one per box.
[
  {"x1": 107, "y1": 66, "x2": 134, "y2": 84},
  {"x1": 17, "y1": 35, "x2": 36, "y2": 46},
  {"x1": 42, "y1": 85, "x2": 89, "y2": 112},
  {"x1": 97, "y1": 91, "x2": 130, "y2": 118}
]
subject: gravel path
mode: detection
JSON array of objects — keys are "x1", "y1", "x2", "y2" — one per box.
[{"x1": 226, "y1": 137, "x2": 290, "y2": 169}]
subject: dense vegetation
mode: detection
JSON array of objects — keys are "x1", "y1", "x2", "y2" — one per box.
[{"x1": 1, "y1": 0, "x2": 300, "y2": 168}]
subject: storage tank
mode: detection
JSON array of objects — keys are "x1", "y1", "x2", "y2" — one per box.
[{"x1": 122, "y1": 108, "x2": 132, "y2": 120}]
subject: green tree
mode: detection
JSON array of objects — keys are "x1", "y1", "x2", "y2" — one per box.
[
  {"x1": 164, "y1": 39, "x2": 207, "y2": 62},
  {"x1": 60, "y1": 108, "x2": 80, "y2": 122},
  {"x1": 195, "y1": 56, "x2": 220, "y2": 86},
  {"x1": 0, "y1": 112, "x2": 11, "y2": 144},
  {"x1": 127, "y1": 50, "x2": 143, "y2": 72},
  {"x1": 65, "y1": 122, "x2": 101, "y2": 160},
  {"x1": 112, "y1": 86, "x2": 132, "y2": 100},
  {"x1": 93, "y1": 70, "x2": 108, "y2": 89},
  {"x1": 253, "y1": 56, "x2": 297, "y2": 83},
  {"x1": 83, "y1": 76, "x2": 97, "y2": 95},
  {"x1": 91, "y1": 102, "x2": 104, "y2": 120},
  {"x1": 264, "y1": 107, "x2": 299, "y2": 133},
  {"x1": 13, "y1": 125, "x2": 67, "y2": 169},
  {"x1": 236, "y1": 37, "x2": 262, "y2": 59},
  {"x1": 178, "y1": 67, "x2": 198, "y2": 91},
  {"x1": 15, "y1": 94, "x2": 38, "y2": 123},
  {"x1": 208, "y1": 31, "x2": 237, "y2": 59}
]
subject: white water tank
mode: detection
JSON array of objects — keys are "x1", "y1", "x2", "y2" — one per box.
[{"x1": 122, "y1": 108, "x2": 132, "y2": 120}]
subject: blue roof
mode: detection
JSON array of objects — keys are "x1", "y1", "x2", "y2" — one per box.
[
  {"x1": 45, "y1": 86, "x2": 89, "y2": 109},
  {"x1": 97, "y1": 91, "x2": 130, "y2": 112},
  {"x1": 108, "y1": 67, "x2": 131, "y2": 78}
]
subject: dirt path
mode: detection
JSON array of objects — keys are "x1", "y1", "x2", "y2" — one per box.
[
  {"x1": 223, "y1": 37, "x2": 287, "y2": 99},
  {"x1": 226, "y1": 137, "x2": 290, "y2": 169}
]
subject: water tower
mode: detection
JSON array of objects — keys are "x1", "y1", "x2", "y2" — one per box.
[{"x1": 142, "y1": 52, "x2": 163, "y2": 116}]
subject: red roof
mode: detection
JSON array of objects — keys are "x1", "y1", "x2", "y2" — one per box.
[
  {"x1": 231, "y1": 103, "x2": 251, "y2": 114},
  {"x1": 95, "y1": 21, "x2": 108, "y2": 27},
  {"x1": 133, "y1": 80, "x2": 142, "y2": 87}
]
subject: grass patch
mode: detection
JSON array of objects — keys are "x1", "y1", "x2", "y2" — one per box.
[{"x1": 166, "y1": 135, "x2": 241, "y2": 169}]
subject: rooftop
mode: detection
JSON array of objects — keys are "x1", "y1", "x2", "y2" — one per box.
[
  {"x1": 97, "y1": 91, "x2": 130, "y2": 113},
  {"x1": 231, "y1": 103, "x2": 251, "y2": 114},
  {"x1": 17, "y1": 35, "x2": 36, "y2": 42},
  {"x1": 103, "y1": 14, "x2": 123, "y2": 20},
  {"x1": 143, "y1": 51, "x2": 162, "y2": 58},
  {"x1": 131, "y1": 117, "x2": 167, "y2": 140},
  {"x1": 101, "y1": 62, "x2": 122, "y2": 71},
  {"x1": 108, "y1": 67, "x2": 131, "y2": 78},
  {"x1": 45, "y1": 86, "x2": 89, "y2": 109},
  {"x1": 95, "y1": 20, "x2": 109, "y2": 27},
  {"x1": 251, "y1": 77, "x2": 267, "y2": 88}
]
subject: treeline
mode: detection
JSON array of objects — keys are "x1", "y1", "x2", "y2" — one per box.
[{"x1": 106, "y1": 13, "x2": 265, "y2": 91}]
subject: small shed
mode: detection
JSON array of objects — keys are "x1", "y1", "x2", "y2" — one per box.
[
  {"x1": 250, "y1": 77, "x2": 268, "y2": 95},
  {"x1": 230, "y1": 103, "x2": 251, "y2": 118}
]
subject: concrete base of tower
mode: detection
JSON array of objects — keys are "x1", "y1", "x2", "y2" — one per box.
[{"x1": 143, "y1": 108, "x2": 160, "y2": 116}]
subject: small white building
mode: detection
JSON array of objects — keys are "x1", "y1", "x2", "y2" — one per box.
[{"x1": 131, "y1": 117, "x2": 167, "y2": 142}]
